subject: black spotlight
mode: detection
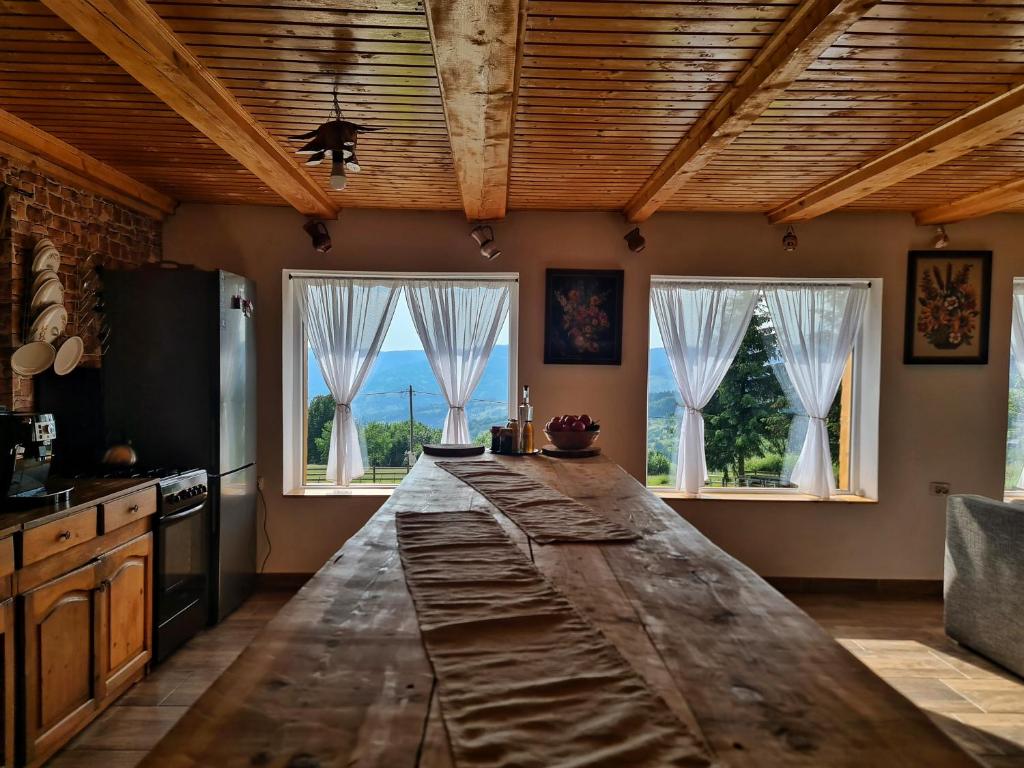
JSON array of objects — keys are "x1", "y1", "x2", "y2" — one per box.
[
  {"x1": 624, "y1": 227, "x2": 646, "y2": 253},
  {"x1": 303, "y1": 219, "x2": 332, "y2": 253},
  {"x1": 782, "y1": 225, "x2": 798, "y2": 252}
]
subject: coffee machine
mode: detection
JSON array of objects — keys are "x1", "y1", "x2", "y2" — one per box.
[{"x1": 0, "y1": 412, "x2": 69, "y2": 508}]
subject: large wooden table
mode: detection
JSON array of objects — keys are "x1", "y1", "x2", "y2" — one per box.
[{"x1": 140, "y1": 454, "x2": 976, "y2": 767}]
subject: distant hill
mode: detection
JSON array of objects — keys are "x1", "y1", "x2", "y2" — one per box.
[
  {"x1": 307, "y1": 344, "x2": 678, "y2": 437},
  {"x1": 308, "y1": 345, "x2": 510, "y2": 436}
]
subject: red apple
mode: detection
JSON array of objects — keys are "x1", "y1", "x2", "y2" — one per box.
[
  {"x1": 579, "y1": 414, "x2": 592, "y2": 427},
  {"x1": 570, "y1": 421, "x2": 586, "y2": 432},
  {"x1": 548, "y1": 421, "x2": 563, "y2": 433}
]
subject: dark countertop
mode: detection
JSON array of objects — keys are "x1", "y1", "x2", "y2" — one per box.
[{"x1": 0, "y1": 478, "x2": 159, "y2": 538}]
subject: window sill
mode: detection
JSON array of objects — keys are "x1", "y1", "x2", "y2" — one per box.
[
  {"x1": 653, "y1": 490, "x2": 877, "y2": 503},
  {"x1": 284, "y1": 486, "x2": 396, "y2": 498}
]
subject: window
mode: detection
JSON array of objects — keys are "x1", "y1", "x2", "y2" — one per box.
[
  {"x1": 283, "y1": 272, "x2": 518, "y2": 493},
  {"x1": 646, "y1": 277, "x2": 881, "y2": 500},
  {"x1": 1006, "y1": 279, "x2": 1024, "y2": 498}
]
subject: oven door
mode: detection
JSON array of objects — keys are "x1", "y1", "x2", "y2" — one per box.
[{"x1": 155, "y1": 499, "x2": 209, "y2": 662}]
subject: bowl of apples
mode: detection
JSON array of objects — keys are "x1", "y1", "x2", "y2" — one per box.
[{"x1": 544, "y1": 414, "x2": 600, "y2": 451}]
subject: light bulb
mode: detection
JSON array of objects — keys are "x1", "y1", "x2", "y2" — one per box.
[{"x1": 330, "y1": 157, "x2": 347, "y2": 190}]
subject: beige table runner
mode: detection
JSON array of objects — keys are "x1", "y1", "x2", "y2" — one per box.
[
  {"x1": 396, "y1": 510, "x2": 713, "y2": 768},
  {"x1": 436, "y1": 460, "x2": 638, "y2": 544}
]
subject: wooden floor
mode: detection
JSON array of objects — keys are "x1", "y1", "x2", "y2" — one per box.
[{"x1": 41, "y1": 589, "x2": 1024, "y2": 767}]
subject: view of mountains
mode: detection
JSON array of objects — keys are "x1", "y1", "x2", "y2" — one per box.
[{"x1": 308, "y1": 345, "x2": 680, "y2": 436}]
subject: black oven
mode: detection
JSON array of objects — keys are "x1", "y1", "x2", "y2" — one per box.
[{"x1": 155, "y1": 469, "x2": 209, "y2": 663}]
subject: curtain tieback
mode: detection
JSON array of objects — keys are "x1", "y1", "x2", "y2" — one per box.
[
  {"x1": 683, "y1": 405, "x2": 703, "y2": 416},
  {"x1": 337, "y1": 403, "x2": 353, "y2": 414},
  {"x1": 808, "y1": 415, "x2": 826, "y2": 423},
  {"x1": 449, "y1": 405, "x2": 466, "y2": 412}
]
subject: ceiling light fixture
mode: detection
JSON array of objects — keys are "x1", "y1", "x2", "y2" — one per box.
[
  {"x1": 624, "y1": 227, "x2": 646, "y2": 253},
  {"x1": 933, "y1": 224, "x2": 950, "y2": 249},
  {"x1": 303, "y1": 219, "x2": 332, "y2": 253},
  {"x1": 470, "y1": 224, "x2": 501, "y2": 260},
  {"x1": 290, "y1": 80, "x2": 382, "y2": 191},
  {"x1": 782, "y1": 225, "x2": 798, "y2": 252}
]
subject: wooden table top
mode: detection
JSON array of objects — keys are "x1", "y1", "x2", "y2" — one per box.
[{"x1": 139, "y1": 454, "x2": 976, "y2": 767}]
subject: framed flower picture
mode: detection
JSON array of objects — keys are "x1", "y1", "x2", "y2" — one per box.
[
  {"x1": 544, "y1": 268, "x2": 624, "y2": 365},
  {"x1": 904, "y1": 250, "x2": 991, "y2": 365}
]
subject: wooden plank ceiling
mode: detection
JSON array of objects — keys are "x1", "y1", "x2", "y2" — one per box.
[{"x1": 2, "y1": 0, "x2": 1024, "y2": 223}]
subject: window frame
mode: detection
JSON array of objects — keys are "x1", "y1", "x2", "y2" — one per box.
[
  {"x1": 646, "y1": 275, "x2": 882, "y2": 501},
  {"x1": 1004, "y1": 278, "x2": 1024, "y2": 503},
  {"x1": 282, "y1": 269, "x2": 520, "y2": 495}
]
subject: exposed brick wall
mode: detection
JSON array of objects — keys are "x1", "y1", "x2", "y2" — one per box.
[{"x1": 0, "y1": 154, "x2": 162, "y2": 411}]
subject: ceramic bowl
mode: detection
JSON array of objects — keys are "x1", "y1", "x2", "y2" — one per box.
[{"x1": 544, "y1": 428, "x2": 600, "y2": 451}]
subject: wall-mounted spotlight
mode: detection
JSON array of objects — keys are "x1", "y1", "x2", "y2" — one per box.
[
  {"x1": 303, "y1": 219, "x2": 332, "y2": 253},
  {"x1": 624, "y1": 227, "x2": 646, "y2": 253},
  {"x1": 470, "y1": 224, "x2": 501, "y2": 260},
  {"x1": 782, "y1": 225, "x2": 798, "y2": 252},
  {"x1": 933, "y1": 224, "x2": 949, "y2": 249}
]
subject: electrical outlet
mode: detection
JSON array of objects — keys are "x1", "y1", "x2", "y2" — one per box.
[
  {"x1": 929, "y1": 482, "x2": 950, "y2": 497},
  {"x1": 257, "y1": 476, "x2": 265, "y2": 491}
]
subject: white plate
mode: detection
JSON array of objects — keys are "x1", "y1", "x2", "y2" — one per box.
[
  {"x1": 31, "y1": 270, "x2": 60, "y2": 295},
  {"x1": 29, "y1": 304, "x2": 67, "y2": 343},
  {"x1": 30, "y1": 279, "x2": 64, "y2": 313},
  {"x1": 31, "y1": 245, "x2": 60, "y2": 273},
  {"x1": 54, "y1": 336, "x2": 83, "y2": 376},
  {"x1": 32, "y1": 237, "x2": 54, "y2": 256},
  {"x1": 11, "y1": 341, "x2": 55, "y2": 376}
]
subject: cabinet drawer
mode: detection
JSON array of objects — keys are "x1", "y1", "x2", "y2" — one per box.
[
  {"x1": 101, "y1": 487, "x2": 157, "y2": 534},
  {"x1": 21, "y1": 509, "x2": 98, "y2": 567}
]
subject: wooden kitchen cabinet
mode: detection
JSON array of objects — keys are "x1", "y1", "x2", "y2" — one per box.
[
  {"x1": 20, "y1": 562, "x2": 100, "y2": 765},
  {"x1": 96, "y1": 533, "x2": 153, "y2": 700},
  {"x1": 0, "y1": 598, "x2": 14, "y2": 768}
]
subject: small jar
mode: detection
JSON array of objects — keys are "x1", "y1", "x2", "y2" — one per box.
[
  {"x1": 498, "y1": 428, "x2": 516, "y2": 454},
  {"x1": 490, "y1": 426, "x2": 501, "y2": 453}
]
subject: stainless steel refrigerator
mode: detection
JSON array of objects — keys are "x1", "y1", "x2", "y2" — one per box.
[{"x1": 103, "y1": 267, "x2": 257, "y2": 623}]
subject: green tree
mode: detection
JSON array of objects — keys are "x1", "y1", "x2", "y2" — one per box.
[
  {"x1": 703, "y1": 306, "x2": 789, "y2": 481},
  {"x1": 364, "y1": 421, "x2": 442, "y2": 467},
  {"x1": 647, "y1": 450, "x2": 670, "y2": 476},
  {"x1": 306, "y1": 395, "x2": 336, "y2": 465},
  {"x1": 314, "y1": 418, "x2": 333, "y2": 466}
]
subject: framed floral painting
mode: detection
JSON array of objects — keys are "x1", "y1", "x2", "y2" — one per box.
[
  {"x1": 904, "y1": 250, "x2": 991, "y2": 365},
  {"x1": 544, "y1": 268, "x2": 624, "y2": 365}
]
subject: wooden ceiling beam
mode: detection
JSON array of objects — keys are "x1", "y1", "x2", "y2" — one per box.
[
  {"x1": 0, "y1": 107, "x2": 175, "y2": 219},
  {"x1": 623, "y1": 0, "x2": 878, "y2": 223},
  {"x1": 39, "y1": 0, "x2": 337, "y2": 219},
  {"x1": 424, "y1": 0, "x2": 525, "y2": 220},
  {"x1": 915, "y1": 177, "x2": 1024, "y2": 225},
  {"x1": 769, "y1": 83, "x2": 1024, "y2": 224}
]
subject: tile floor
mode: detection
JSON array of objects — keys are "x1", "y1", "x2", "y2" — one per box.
[
  {"x1": 793, "y1": 593, "x2": 1024, "y2": 768},
  {"x1": 46, "y1": 589, "x2": 293, "y2": 768},
  {"x1": 43, "y1": 591, "x2": 1024, "y2": 767}
]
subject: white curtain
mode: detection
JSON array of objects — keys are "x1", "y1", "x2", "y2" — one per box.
[
  {"x1": 1011, "y1": 286, "x2": 1024, "y2": 487},
  {"x1": 651, "y1": 282, "x2": 759, "y2": 493},
  {"x1": 405, "y1": 280, "x2": 510, "y2": 443},
  {"x1": 764, "y1": 284, "x2": 868, "y2": 498},
  {"x1": 296, "y1": 278, "x2": 401, "y2": 484}
]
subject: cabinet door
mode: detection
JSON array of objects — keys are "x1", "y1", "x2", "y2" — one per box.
[
  {"x1": 0, "y1": 599, "x2": 13, "y2": 768},
  {"x1": 21, "y1": 562, "x2": 100, "y2": 765},
  {"x1": 96, "y1": 533, "x2": 153, "y2": 700}
]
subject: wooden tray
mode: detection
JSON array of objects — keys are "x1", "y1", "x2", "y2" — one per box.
[
  {"x1": 541, "y1": 445, "x2": 602, "y2": 459},
  {"x1": 422, "y1": 444, "x2": 485, "y2": 457}
]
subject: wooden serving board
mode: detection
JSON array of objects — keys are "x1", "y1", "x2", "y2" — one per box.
[
  {"x1": 421, "y1": 444, "x2": 485, "y2": 457},
  {"x1": 542, "y1": 444, "x2": 602, "y2": 458}
]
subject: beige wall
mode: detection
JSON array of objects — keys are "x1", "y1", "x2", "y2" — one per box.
[{"x1": 164, "y1": 204, "x2": 1021, "y2": 579}]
